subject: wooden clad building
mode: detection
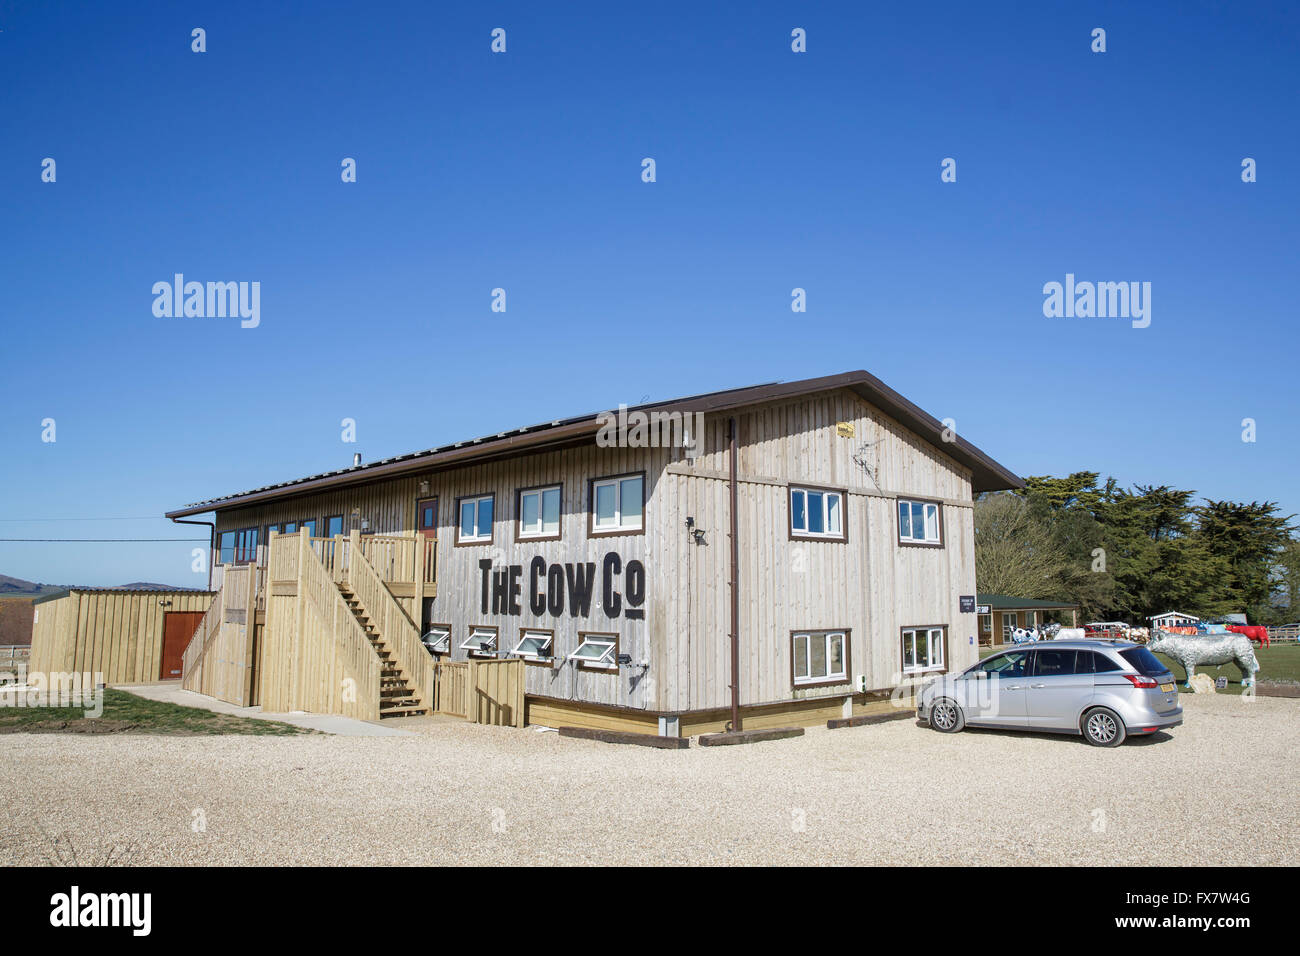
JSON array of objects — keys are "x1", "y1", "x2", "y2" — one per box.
[
  {"x1": 29, "y1": 588, "x2": 213, "y2": 685},
  {"x1": 167, "y1": 370, "x2": 1022, "y2": 734}
]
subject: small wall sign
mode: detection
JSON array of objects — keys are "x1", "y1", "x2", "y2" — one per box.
[
  {"x1": 1215, "y1": 677, "x2": 1228, "y2": 689},
  {"x1": 959, "y1": 595, "x2": 975, "y2": 613},
  {"x1": 835, "y1": 421, "x2": 855, "y2": 438}
]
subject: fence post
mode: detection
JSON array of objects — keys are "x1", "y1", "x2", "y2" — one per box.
[
  {"x1": 466, "y1": 659, "x2": 477, "y2": 723},
  {"x1": 348, "y1": 529, "x2": 361, "y2": 585},
  {"x1": 414, "y1": 533, "x2": 425, "y2": 625}
]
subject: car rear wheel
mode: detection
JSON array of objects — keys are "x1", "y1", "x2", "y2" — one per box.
[
  {"x1": 1081, "y1": 707, "x2": 1126, "y2": 747},
  {"x1": 929, "y1": 697, "x2": 964, "y2": 733}
]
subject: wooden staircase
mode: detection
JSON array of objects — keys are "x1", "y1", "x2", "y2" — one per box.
[{"x1": 336, "y1": 583, "x2": 428, "y2": 718}]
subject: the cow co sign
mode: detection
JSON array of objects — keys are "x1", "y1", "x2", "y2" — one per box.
[{"x1": 480, "y1": 552, "x2": 645, "y2": 620}]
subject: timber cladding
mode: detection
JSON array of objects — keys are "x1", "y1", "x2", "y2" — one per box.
[
  {"x1": 199, "y1": 383, "x2": 1000, "y2": 729},
  {"x1": 29, "y1": 589, "x2": 214, "y2": 684}
]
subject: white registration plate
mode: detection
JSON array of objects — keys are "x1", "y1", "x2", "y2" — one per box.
[{"x1": 1160, "y1": 682, "x2": 1175, "y2": 692}]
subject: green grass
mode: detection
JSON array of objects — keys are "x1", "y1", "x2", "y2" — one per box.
[
  {"x1": 979, "y1": 642, "x2": 1300, "y2": 685},
  {"x1": 0, "y1": 688, "x2": 315, "y2": 736}
]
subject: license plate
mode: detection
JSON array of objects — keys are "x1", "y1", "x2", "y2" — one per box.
[{"x1": 1160, "y1": 682, "x2": 1174, "y2": 692}]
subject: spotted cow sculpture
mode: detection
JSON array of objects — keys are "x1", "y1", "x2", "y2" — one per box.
[{"x1": 1146, "y1": 630, "x2": 1260, "y2": 688}]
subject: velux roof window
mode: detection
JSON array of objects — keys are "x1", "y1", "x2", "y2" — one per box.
[
  {"x1": 460, "y1": 627, "x2": 498, "y2": 657},
  {"x1": 422, "y1": 626, "x2": 450, "y2": 655},
  {"x1": 511, "y1": 630, "x2": 553, "y2": 661},
  {"x1": 568, "y1": 634, "x2": 617, "y2": 670}
]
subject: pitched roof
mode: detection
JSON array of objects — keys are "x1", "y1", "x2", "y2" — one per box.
[
  {"x1": 166, "y1": 370, "x2": 1024, "y2": 518},
  {"x1": 32, "y1": 586, "x2": 213, "y2": 606}
]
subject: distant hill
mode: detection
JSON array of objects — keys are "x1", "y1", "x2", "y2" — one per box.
[
  {"x1": 0, "y1": 576, "x2": 193, "y2": 597},
  {"x1": 0, "y1": 575, "x2": 64, "y2": 598}
]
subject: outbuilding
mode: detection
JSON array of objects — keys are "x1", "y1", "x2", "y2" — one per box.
[
  {"x1": 29, "y1": 588, "x2": 213, "y2": 685},
  {"x1": 975, "y1": 593, "x2": 1080, "y2": 645},
  {"x1": 1149, "y1": 610, "x2": 1199, "y2": 629}
]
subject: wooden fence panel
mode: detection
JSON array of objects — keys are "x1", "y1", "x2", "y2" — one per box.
[
  {"x1": 469, "y1": 659, "x2": 524, "y2": 727},
  {"x1": 432, "y1": 660, "x2": 469, "y2": 717},
  {"x1": 181, "y1": 565, "x2": 259, "y2": 706}
]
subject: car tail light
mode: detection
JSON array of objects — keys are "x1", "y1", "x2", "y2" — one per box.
[{"x1": 1123, "y1": 674, "x2": 1159, "y2": 689}]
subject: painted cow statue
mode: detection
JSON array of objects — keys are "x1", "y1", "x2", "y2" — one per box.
[
  {"x1": 1009, "y1": 627, "x2": 1042, "y2": 644},
  {"x1": 1051, "y1": 627, "x2": 1086, "y2": 641},
  {"x1": 1146, "y1": 630, "x2": 1260, "y2": 688},
  {"x1": 1226, "y1": 624, "x2": 1270, "y2": 648},
  {"x1": 1127, "y1": 627, "x2": 1150, "y2": 644}
]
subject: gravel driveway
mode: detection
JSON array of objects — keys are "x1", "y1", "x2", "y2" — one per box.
[{"x1": 1, "y1": 694, "x2": 1295, "y2": 866}]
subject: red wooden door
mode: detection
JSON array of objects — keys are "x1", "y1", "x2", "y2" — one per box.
[{"x1": 160, "y1": 611, "x2": 204, "y2": 680}]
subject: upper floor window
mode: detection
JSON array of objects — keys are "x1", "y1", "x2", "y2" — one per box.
[
  {"x1": 590, "y1": 473, "x2": 644, "y2": 536},
  {"x1": 518, "y1": 485, "x2": 561, "y2": 540},
  {"x1": 456, "y1": 494, "x2": 494, "y2": 545},
  {"x1": 218, "y1": 527, "x2": 258, "y2": 565},
  {"x1": 790, "y1": 486, "x2": 845, "y2": 541},
  {"x1": 898, "y1": 498, "x2": 942, "y2": 546}
]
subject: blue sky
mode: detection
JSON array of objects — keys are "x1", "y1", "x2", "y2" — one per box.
[{"x1": 2, "y1": 1, "x2": 1297, "y2": 587}]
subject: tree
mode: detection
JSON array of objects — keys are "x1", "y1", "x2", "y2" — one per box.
[
  {"x1": 1273, "y1": 538, "x2": 1300, "y2": 622},
  {"x1": 974, "y1": 493, "x2": 1073, "y2": 602},
  {"x1": 1093, "y1": 485, "x2": 1233, "y2": 621},
  {"x1": 1195, "y1": 500, "x2": 1296, "y2": 619}
]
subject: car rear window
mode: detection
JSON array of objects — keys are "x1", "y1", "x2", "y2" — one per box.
[
  {"x1": 1088, "y1": 651, "x2": 1122, "y2": 673},
  {"x1": 1120, "y1": 647, "x2": 1169, "y2": 676}
]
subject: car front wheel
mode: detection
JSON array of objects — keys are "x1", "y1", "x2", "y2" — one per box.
[
  {"x1": 929, "y1": 697, "x2": 965, "y2": 733},
  {"x1": 1081, "y1": 707, "x2": 1127, "y2": 747}
]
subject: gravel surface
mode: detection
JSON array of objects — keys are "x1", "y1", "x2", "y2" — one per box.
[{"x1": 1, "y1": 694, "x2": 1295, "y2": 866}]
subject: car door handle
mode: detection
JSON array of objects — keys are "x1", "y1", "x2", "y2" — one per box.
[
  {"x1": 1031, "y1": 683, "x2": 1046, "y2": 688},
  {"x1": 1007, "y1": 685, "x2": 1023, "y2": 690}
]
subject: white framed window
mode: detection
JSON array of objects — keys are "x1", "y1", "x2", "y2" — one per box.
[
  {"x1": 792, "y1": 630, "x2": 848, "y2": 686},
  {"x1": 569, "y1": 633, "x2": 618, "y2": 670},
  {"x1": 518, "y1": 485, "x2": 561, "y2": 539},
  {"x1": 456, "y1": 494, "x2": 494, "y2": 544},
  {"x1": 790, "y1": 486, "x2": 845, "y2": 540},
  {"x1": 511, "y1": 629, "x2": 553, "y2": 662},
  {"x1": 460, "y1": 626, "x2": 498, "y2": 658},
  {"x1": 422, "y1": 625, "x2": 450, "y2": 655},
  {"x1": 1002, "y1": 612, "x2": 1017, "y2": 641},
  {"x1": 902, "y1": 627, "x2": 945, "y2": 674},
  {"x1": 898, "y1": 498, "x2": 941, "y2": 545},
  {"x1": 590, "y1": 474, "x2": 644, "y2": 534}
]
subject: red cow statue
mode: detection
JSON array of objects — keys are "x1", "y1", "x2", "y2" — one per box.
[{"x1": 1227, "y1": 624, "x2": 1270, "y2": 647}]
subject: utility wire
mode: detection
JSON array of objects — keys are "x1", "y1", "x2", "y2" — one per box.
[
  {"x1": 0, "y1": 516, "x2": 165, "y2": 522},
  {"x1": 0, "y1": 538, "x2": 207, "y2": 543}
]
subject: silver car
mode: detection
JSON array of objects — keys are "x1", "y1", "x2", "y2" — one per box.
[{"x1": 915, "y1": 640, "x2": 1182, "y2": 746}]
